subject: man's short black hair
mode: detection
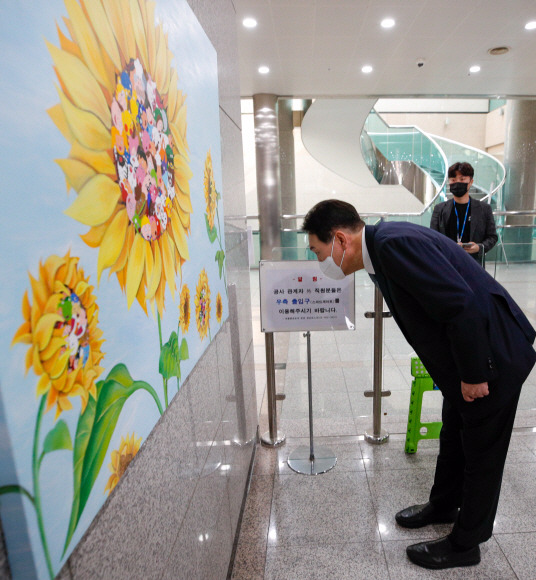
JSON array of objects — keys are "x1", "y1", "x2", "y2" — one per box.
[
  {"x1": 302, "y1": 199, "x2": 365, "y2": 243},
  {"x1": 448, "y1": 161, "x2": 474, "y2": 179}
]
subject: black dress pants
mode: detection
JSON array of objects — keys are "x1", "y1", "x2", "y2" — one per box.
[{"x1": 428, "y1": 388, "x2": 521, "y2": 548}]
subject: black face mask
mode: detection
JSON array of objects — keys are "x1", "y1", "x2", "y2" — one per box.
[{"x1": 450, "y1": 182, "x2": 469, "y2": 197}]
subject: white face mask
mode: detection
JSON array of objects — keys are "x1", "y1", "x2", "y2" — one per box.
[{"x1": 319, "y1": 237, "x2": 346, "y2": 280}]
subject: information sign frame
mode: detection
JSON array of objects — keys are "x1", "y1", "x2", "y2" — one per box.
[{"x1": 259, "y1": 260, "x2": 356, "y2": 333}]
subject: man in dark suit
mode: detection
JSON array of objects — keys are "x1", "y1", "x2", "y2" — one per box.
[
  {"x1": 303, "y1": 199, "x2": 536, "y2": 570},
  {"x1": 430, "y1": 161, "x2": 497, "y2": 265}
]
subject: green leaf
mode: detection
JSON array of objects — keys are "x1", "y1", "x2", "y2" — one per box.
[
  {"x1": 215, "y1": 250, "x2": 225, "y2": 278},
  {"x1": 63, "y1": 364, "x2": 159, "y2": 555},
  {"x1": 205, "y1": 213, "x2": 218, "y2": 243},
  {"x1": 63, "y1": 394, "x2": 97, "y2": 555},
  {"x1": 0, "y1": 485, "x2": 34, "y2": 505},
  {"x1": 159, "y1": 331, "x2": 180, "y2": 380},
  {"x1": 179, "y1": 338, "x2": 189, "y2": 361},
  {"x1": 43, "y1": 420, "x2": 72, "y2": 455}
]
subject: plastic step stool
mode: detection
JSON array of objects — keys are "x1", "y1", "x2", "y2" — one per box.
[{"x1": 404, "y1": 358, "x2": 442, "y2": 454}]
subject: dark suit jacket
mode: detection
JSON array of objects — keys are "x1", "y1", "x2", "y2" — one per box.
[
  {"x1": 365, "y1": 222, "x2": 535, "y2": 407},
  {"x1": 430, "y1": 197, "x2": 498, "y2": 262}
]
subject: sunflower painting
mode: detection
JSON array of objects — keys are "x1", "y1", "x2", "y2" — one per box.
[
  {"x1": 47, "y1": 0, "x2": 193, "y2": 315},
  {"x1": 179, "y1": 284, "x2": 191, "y2": 334},
  {"x1": 204, "y1": 149, "x2": 218, "y2": 230},
  {"x1": 216, "y1": 292, "x2": 223, "y2": 324},
  {"x1": 104, "y1": 433, "x2": 142, "y2": 494},
  {"x1": 12, "y1": 253, "x2": 105, "y2": 419},
  {"x1": 195, "y1": 269, "x2": 211, "y2": 340},
  {"x1": 0, "y1": 0, "x2": 228, "y2": 577}
]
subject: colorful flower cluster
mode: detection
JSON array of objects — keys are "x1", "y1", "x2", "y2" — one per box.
[{"x1": 112, "y1": 58, "x2": 175, "y2": 242}]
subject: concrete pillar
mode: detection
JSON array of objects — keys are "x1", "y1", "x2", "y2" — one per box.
[
  {"x1": 278, "y1": 99, "x2": 296, "y2": 224},
  {"x1": 278, "y1": 99, "x2": 297, "y2": 258},
  {"x1": 503, "y1": 100, "x2": 536, "y2": 260},
  {"x1": 253, "y1": 94, "x2": 282, "y2": 260}
]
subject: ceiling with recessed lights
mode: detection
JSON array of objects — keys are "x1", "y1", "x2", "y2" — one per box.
[{"x1": 233, "y1": 0, "x2": 536, "y2": 98}]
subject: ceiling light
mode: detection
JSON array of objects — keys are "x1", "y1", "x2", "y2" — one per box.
[
  {"x1": 258, "y1": 65, "x2": 270, "y2": 74},
  {"x1": 381, "y1": 18, "x2": 395, "y2": 29},
  {"x1": 488, "y1": 46, "x2": 510, "y2": 56},
  {"x1": 242, "y1": 17, "x2": 257, "y2": 28},
  {"x1": 362, "y1": 65, "x2": 373, "y2": 74},
  {"x1": 525, "y1": 20, "x2": 536, "y2": 30},
  {"x1": 469, "y1": 65, "x2": 481, "y2": 73}
]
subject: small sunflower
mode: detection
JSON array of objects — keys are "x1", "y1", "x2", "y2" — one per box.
[
  {"x1": 179, "y1": 284, "x2": 190, "y2": 334},
  {"x1": 215, "y1": 292, "x2": 223, "y2": 324},
  {"x1": 203, "y1": 150, "x2": 218, "y2": 230},
  {"x1": 47, "y1": 0, "x2": 193, "y2": 316},
  {"x1": 12, "y1": 254, "x2": 104, "y2": 419},
  {"x1": 104, "y1": 433, "x2": 142, "y2": 495},
  {"x1": 194, "y1": 269, "x2": 211, "y2": 340}
]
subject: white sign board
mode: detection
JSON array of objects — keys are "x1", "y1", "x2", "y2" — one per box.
[{"x1": 259, "y1": 260, "x2": 355, "y2": 332}]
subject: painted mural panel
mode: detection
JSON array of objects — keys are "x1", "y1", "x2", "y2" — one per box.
[{"x1": 0, "y1": 1, "x2": 227, "y2": 577}]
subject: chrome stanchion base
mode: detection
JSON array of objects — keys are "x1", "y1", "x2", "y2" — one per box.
[
  {"x1": 287, "y1": 445, "x2": 337, "y2": 475},
  {"x1": 260, "y1": 430, "x2": 286, "y2": 447},
  {"x1": 364, "y1": 429, "x2": 389, "y2": 445}
]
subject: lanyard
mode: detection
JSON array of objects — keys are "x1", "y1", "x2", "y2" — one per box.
[{"x1": 454, "y1": 198, "x2": 470, "y2": 242}]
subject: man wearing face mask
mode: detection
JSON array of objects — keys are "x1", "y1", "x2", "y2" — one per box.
[
  {"x1": 430, "y1": 162, "x2": 497, "y2": 265},
  {"x1": 303, "y1": 199, "x2": 536, "y2": 571}
]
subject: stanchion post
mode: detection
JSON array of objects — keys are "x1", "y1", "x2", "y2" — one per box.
[
  {"x1": 364, "y1": 285, "x2": 391, "y2": 444},
  {"x1": 261, "y1": 331, "x2": 285, "y2": 447}
]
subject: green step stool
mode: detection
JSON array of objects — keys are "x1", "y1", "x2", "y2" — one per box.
[{"x1": 404, "y1": 357, "x2": 443, "y2": 454}]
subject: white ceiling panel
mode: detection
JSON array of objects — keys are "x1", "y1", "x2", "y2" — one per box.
[{"x1": 234, "y1": 0, "x2": 536, "y2": 98}]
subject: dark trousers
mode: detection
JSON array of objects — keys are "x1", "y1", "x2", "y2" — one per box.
[{"x1": 429, "y1": 389, "x2": 521, "y2": 548}]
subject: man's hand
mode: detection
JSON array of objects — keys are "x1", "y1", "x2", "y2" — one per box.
[
  {"x1": 461, "y1": 381, "x2": 489, "y2": 402},
  {"x1": 459, "y1": 241, "x2": 480, "y2": 254}
]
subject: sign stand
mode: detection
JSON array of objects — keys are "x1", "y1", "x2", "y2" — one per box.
[
  {"x1": 259, "y1": 260, "x2": 354, "y2": 470},
  {"x1": 287, "y1": 331, "x2": 337, "y2": 475}
]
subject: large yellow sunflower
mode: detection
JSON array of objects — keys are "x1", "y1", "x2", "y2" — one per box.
[
  {"x1": 215, "y1": 292, "x2": 223, "y2": 324},
  {"x1": 203, "y1": 149, "x2": 217, "y2": 230},
  {"x1": 179, "y1": 284, "x2": 190, "y2": 334},
  {"x1": 12, "y1": 254, "x2": 104, "y2": 419},
  {"x1": 194, "y1": 269, "x2": 211, "y2": 340},
  {"x1": 47, "y1": 0, "x2": 193, "y2": 316},
  {"x1": 104, "y1": 432, "x2": 142, "y2": 494}
]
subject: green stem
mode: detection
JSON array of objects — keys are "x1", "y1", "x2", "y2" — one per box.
[
  {"x1": 0, "y1": 484, "x2": 35, "y2": 505},
  {"x1": 215, "y1": 202, "x2": 227, "y2": 294},
  {"x1": 176, "y1": 324, "x2": 182, "y2": 394},
  {"x1": 33, "y1": 396, "x2": 54, "y2": 580},
  {"x1": 157, "y1": 312, "x2": 169, "y2": 408}
]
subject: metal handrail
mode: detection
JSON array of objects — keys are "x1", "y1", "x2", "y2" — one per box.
[
  {"x1": 363, "y1": 116, "x2": 449, "y2": 214},
  {"x1": 272, "y1": 209, "x2": 536, "y2": 223}
]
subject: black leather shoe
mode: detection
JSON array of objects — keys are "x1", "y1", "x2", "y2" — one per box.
[
  {"x1": 406, "y1": 536, "x2": 480, "y2": 570},
  {"x1": 395, "y1": 502, "x2": 458, "y2": 528}
]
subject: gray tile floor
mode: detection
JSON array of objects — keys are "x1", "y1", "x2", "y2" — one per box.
[{"x1": 232, "y1": 264, "x2": 536, "y2": 579}]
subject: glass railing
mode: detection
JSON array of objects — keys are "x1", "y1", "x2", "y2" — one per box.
[
  {"x1": 251, "y1": 212, "x2": 536, "y2": 269},
  {"x1": 361, "y1": 111, "x2": 506, "y2": 214},
  {"x1": 363, "y1": 110, "x2": 448, "y2": 194},
  {"x1": 428, "y1": 134, "x2": 506, "y2": 207}
]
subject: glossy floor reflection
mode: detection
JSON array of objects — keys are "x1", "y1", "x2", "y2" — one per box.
[{"x1": 233, "y1": 264, "x2": 536, "y2": 579}]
